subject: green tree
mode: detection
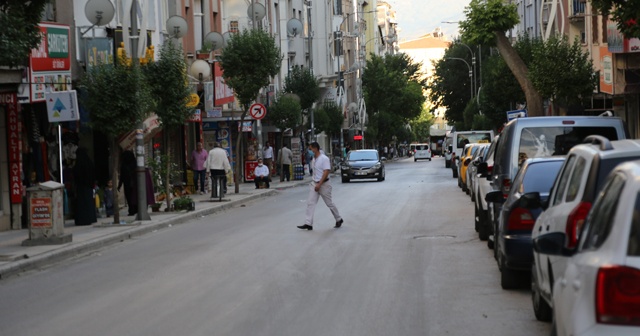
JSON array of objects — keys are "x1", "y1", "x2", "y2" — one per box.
[
  {"x1": 267, "y1": 94, "x2": 301, "y2": 177},
  {"x1": 362, "y1": 53, "x2": 426, "y2": 145},
  {"x1": 218, "y1": 29, "x2": 282, "y2": 193},
  {"x1": 80, "y1": 62, "x2": 154, "y2": 224},
  {"x1": 283, "y1": 66, "x2": 320, "y2": 113},
  {"x1": 459, "y1": 0, "x2": 545, "y2": 116},
  {"x1": 312, "y1": 101, "x2": 343, "y2": 138},
  {"x1": 145, "y1": 40, "x2": 193, "y2": 210},
  {"x1": 409, "y1": 108, "x2": 435, "y2": 143},
  {"x1": 0, "y1": 0, "x2": 48, "y2": 67},
  {"x1": 591, "y1": 0, "x2": 640, "y2": 38},
  {"x1": 529, "y1": 35, "x2": 597, "y2": 113}
]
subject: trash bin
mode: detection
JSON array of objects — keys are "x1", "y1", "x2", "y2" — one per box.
[
  {"x1": 210, "y1": 174, "x2": 225, "y2": 200},
  {"x1": 22, "y1": 181, "x2": 72, "y2": 246}
]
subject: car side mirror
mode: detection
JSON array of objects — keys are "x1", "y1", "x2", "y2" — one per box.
[
  {"x1": 477, "y1": 161, "x2": 488, "y2": 175},
  {"x1": 464, "y1": 158, "x2": 472, "y2": 166},
  {"x1": 485, "y1": 190, "x2": 505, "y2": 204},
  {"x1": 518, "y1": 192, "x2": 542, "y2": 209},
  {"x1": 533, "y1": 232, "x2": 574, "y2": 256}
]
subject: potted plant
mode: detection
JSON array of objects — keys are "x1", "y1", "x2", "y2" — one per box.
[
  {"x1": 173, "y1": 196, "x2": 194, "y2": 211},
  {"x1": 196, "y1": 41, "x2": 213, "y2": 59},
  {"x1": 151, "y1": 202, "x2": 162, "y2": 212}
]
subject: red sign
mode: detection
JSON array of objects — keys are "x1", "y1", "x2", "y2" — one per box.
[
  {"x1": 30, "y1": 198, "x2": 53, "y2": 228},
  {"x1": 214, "y1": 62, "x2": 235, "y2": 105},
  {"x1": 187, "y1": 109, "x2": 202, "y2": 122},
  {"x1": 30, "y1": 23, "x2": 71, "y2": 72},
  {"x1": 249, "y1": 103, "x2": 267, "y2": 120},
  {"x1": 354, "y1": 135, "x2": 363, "y2": 140},
  {"x1": 245, "y1": 161, "x2": 259, "y2": 182},
  {"x1": 1, "y1": 93, "x2": 23, "y2": 203}
]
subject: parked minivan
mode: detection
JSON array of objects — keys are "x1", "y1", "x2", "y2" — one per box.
[{"x1": 488, "y1": 116, "x2": 628, "y2": 246}]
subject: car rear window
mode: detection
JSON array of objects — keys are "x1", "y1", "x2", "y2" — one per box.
[
  {"x1": 518, "y1": 126, "x2": 619, "y2": 162},
  {"x1": 597, "y1": 157, "x2": 640, "y2": 192},
  {"x1": 523, "y1": 161, "x2": 564, "y2": 194},
  {"x1": 456, "y1": 133, "x2": 493, "y2": 148}
]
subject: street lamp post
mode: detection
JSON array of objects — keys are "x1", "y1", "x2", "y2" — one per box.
[
  {"x1": 457, "y1": 42, "x2": 476, "y2": 97},
  {"x1": 445, "y1": 57, "x2": 473, "y2": 100}
]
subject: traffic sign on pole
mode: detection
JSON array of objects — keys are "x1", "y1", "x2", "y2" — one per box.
[{"x1": 249, "y1": 103, "x2": 267, "y2": 120}]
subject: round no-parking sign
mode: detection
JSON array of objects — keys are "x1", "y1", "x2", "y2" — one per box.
[{"x1": 249, "y1": 103, "x2": 267, "y2": 120}]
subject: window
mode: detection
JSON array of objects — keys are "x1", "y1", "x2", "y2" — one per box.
[
  {"x1": 229, "y1": 20, "x2": 239, "y2": 33},
  {"x1": 629, "y1": 193, "x2": 640, "y2": 256},
  {"x1": 579, "y1": 173, "x2": 625, "y2": 251},
  {"x1": 522, "y1": 161, "x2": 564, "y2": 194},
  {"x1": 565, "y1": 156, "x2": 587, "y2": 202},
  {"x1": 552, "y1": 155, "x2": 577, "y2": 206},
  {"x1": 334, "y1": 0, "x2": 343, "y2": 15}
]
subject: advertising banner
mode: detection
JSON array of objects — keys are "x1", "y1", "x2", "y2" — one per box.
[
  {"x1": 214, "y1": 62, "x2": 234, "y2": 105},
  {"x1": 28, "y1": 23, "x2": 72, "y2": 103},
  {"x1": 1, "y1": 92, "x2": 23, "y2": 204},
  {"x1": 599, "y1": 46, "x2": 614, "y2": 95},
  {"x1": 30, "y1": 198, "x2": 53, "y2": 228}
]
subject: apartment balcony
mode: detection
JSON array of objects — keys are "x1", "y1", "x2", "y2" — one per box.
[{"x1": 569, "y1": 0, "x2": 586, "y2": 22}]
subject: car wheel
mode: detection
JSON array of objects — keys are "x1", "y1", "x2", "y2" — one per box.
[
  {"x1": 550, "y1": 316, "x2": 558, "y2": 336},
  {"x1": 478, "y1": 210, "x2": 489, "y2": 241},
  {"x1": 428, "y1": 158, "x2": 431, "y2": 161},
  {"x1": 471, "y1": 190, "x2": 476, "y2": 202},
  {"x1": 414, "y1": 158, "x2": 417, "y2": 162},
  {"x1": 377, "y1": 169, "x2": 385, "y2": 182},
  {"x1": 341, "y1": 177, "x2": 349, "y2": 183},
  {"x1": 487, "y1": 238, "x2": 494, "y2": 249},
  {"x1": 531, "y1": 265, "x2": 553, "y2": 322},
  {"x1": 500, "y1": 266, "x2": 521, "y2": 290}
]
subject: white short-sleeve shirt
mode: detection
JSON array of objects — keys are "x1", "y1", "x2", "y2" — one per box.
[{"x1": 312, "y1": 153, "x2": 331, "y2": 182}]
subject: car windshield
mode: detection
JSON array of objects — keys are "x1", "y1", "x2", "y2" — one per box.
[
  {"x1": 522, "y1": 161, "x2": 564, "y2": 194},
  {"x1": 348, "y1": 151, "x2": 378, "y2": 161}
]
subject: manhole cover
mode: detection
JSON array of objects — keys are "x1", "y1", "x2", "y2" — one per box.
[{"x1": 412, "y1": 235, "x2": 456, "y2": 240}]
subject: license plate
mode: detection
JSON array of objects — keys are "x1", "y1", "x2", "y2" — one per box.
[{"x1": 356, "y1": 171, "x2": 368, "y2": 175}]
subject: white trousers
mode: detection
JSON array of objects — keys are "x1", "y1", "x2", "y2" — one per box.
[{"x1": 304, "y1": 181, "x2": 341, "y2": 226}]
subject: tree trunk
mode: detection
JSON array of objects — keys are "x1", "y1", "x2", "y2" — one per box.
[
  {"x1": 234, "y1": 109, "x2": 248, "y2": 194},
  {"x1": 111, "y1": 137, "x2": 121, "y2": 224},
  {"x1": 164, "y1": 130, "x2": 172, "y2": 210},
  {"x1": 494, "y1": 31, "x2": 544, "y2": 117}
]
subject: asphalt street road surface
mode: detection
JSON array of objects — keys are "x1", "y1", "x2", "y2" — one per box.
[{"x1": 0, "y1": 157, "x2": 551, "y2": 336}]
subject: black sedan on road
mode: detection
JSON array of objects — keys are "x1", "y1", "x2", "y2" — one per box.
[{"x1": 340, "y1": 150, "x2": 385, "y2": 183}]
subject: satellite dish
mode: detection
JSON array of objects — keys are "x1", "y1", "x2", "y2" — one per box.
[
  {"x1": 222, "y1": 32, "x2": 234, "y2": 48},
  {"x1": 348, "y1": 102, "x2": 358, "y2": 113},
  {"x1": 247, "y1": 3, "x2": 266, "y2": 21},
  {"x1": 84, "y1": 0, "x2": 115, "y2": 26},
  {"x1": 204, "y1": 31, "x2": 225, "y2": 51},
  {"x1": 166, "y1": 15, "x2": 188, "y2": 38},
  {"x1": 286, "y1": 18, "x2": 303, "y2": 37}
]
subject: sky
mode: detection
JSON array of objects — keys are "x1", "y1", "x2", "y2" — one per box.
[{"x1": 386, "y1": 0, "x2": 471, "y2": 42}]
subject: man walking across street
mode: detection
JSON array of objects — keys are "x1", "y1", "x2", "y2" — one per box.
[
  {"x1": 298, "y1": 142, "x2": 343, "y2": 231},
  {"x1": 205, "y1": 141, "x2": 232, "y2": 198},
  {"x1": 190, "y1": 142, "x2": 208, "y2": 194},
  {"x1": 254, "y1": 158, "x2": 270, "y2": 188},
  {"x1": 277, "y1": 144, "x2": 293, "y2": 182}
]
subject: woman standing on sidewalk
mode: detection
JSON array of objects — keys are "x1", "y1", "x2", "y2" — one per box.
[{"x1": 73, "y1": 148, "x2": 97, "y2": 226}]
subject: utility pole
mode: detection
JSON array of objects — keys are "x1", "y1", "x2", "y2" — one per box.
[{"x1": 131, "y1": 0, "x2": 150, "y2": 220}]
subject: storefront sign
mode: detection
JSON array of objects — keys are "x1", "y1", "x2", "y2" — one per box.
[
  {"x1": 118, "y1": 114, "x2": 161, "y2": 150},
  {"x1": 2, "y1": 92, "x2": 23, "y2": 204},
  {"x1": 214, "y1": 62, "x2": 234, "y2": 105},
  {"x1": 238, "y1": 121, "x2": 253, "y2": 132},
  {"x1": 86, "y1": 37, "x2": 114, "y2": 67},
  {"x1": 608, "y1": 22, "x2": 640, "y2": 53},
  {"x1": 45, "y1": 90, "x2": 79, "y2": 122},
  {"x1": 28, "y1": 23, "x2": 72, "y2": 103},
  {"x1": 187, "y1": 109, "x2": 202, "y2": 122},
  {"x1": 30, "y1": 198, "x2": 53, "y2": 228},
  {"x1": 245, "y1": 161, "x2": 258, "y2": 182},
  {"x1": 600, "y1": 47, "x2": 613, "y2": 95}
]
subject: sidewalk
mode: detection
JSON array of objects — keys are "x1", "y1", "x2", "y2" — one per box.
[{"x1": 0, "y1": 174, "x2": 315, "y2": 279}]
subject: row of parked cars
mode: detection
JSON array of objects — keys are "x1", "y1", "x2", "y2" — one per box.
[{"x1": 450, "y1": 116, "x2": 640, "y2": 336}]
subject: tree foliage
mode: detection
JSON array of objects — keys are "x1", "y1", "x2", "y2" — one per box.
[
  {"x1": 0, "y1": 0, "x2": 48, "y2": 67},
  {"x1": 80, "y1": 63, "x2": 153, "y2": 224},
  {"x1": 283, "y1": 66, "x2": 320, "y2": 112},
  {"x1": 362, "y1": 53, "x2": 426, "y2": 145},
  {"x1": 217, "y1": 29, "x2": 281, "y2": 193},
  {"x1": 529, "y1": 35, "x2": 596, "y2": 106},
  {"x1": 268, "y1": 94, "x2": 302, "y2": 131},
  {"x1": 409, "y1": 108, "x2": 434, "y2": 143},
  {"x1": 312, "y1": 101, "x2": 343, "y2": 137},
  {"x1": 591, "y1": 0, "x2": 640, "y2": 38},
  {"x1": 459, "y1": 0, "x2": 544, "y2": 116}
]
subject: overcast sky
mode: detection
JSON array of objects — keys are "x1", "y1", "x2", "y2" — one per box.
[{"x1": 386, "y1": 0, "x2": 470, "y2": 41}]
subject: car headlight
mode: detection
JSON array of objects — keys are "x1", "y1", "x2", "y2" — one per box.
[{"x1": 373, "y1": 163, "x2": 381, "y2": 169}]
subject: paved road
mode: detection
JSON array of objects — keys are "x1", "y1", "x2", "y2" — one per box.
[{"x1": 0, "y1": 157, "x2": 550, "y2": 336}]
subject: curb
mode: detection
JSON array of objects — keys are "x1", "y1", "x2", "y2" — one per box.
[{"x1": 0, "y1": 183, "x2": 307, "y2": 280}]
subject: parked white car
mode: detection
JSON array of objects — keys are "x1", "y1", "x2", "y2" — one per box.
[{"x1": 533, "y1": 160, "x2": 640, "y2": 336}]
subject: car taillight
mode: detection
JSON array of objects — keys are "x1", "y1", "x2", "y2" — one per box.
[
  {"x1": 596, "y1": 265, "x2": 640, "y2": 326},
  {"x1": 565, "y1": 201, "x2": 591, "y2": 249},
  {"x1": 506, "y1": 207, "x2": 535, "y2": 231},
  {"x1": 502, "y1": 178, "x2": 511, "y2": 199},
  {"x1": 487, "y1": 165, "x2": 493, "y2": 175}
]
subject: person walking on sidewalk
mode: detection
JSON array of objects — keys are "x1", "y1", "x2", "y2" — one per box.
[
  {"x1": 190, "y1": 142, "x2": 208, "y2": 194},
  {"x1": 298, "y1": 142, "x2": 343, "y2": 231},
  {"x1": 205, "y1": 142, "x2": 231, "y2": 198},
  {"x1": 254, "y1": 158, "x2": 270, "y2": 189},
  {"x1": 277, "y1": 144, "x2": 293, "y2": 182},
  {"x1": 263, "y1": 141, "x2": 274, "y2": 175}
]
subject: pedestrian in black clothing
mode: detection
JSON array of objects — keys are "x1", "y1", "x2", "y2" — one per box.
[
  {"x1": 73, "y1": 148, "x2": 97, "y2": 226},
  {"x1": 119, "y1": 150, "x2": 138, "y2": 216}
]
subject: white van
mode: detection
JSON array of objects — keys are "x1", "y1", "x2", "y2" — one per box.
[
  {"x1": 413, "y1": 144, "x2": 432, "y2": 162},
  {"x1": 452, "y1": 130, "x2": 494, "y2": 159}
]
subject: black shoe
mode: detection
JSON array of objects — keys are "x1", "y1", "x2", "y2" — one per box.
[
  {"x1": 297, "y1": 224, "x2": 313, "y2": 230},
  {"x1": 334, "y1": 219, "x2": 344, "y2": 228},
  {"x1": 255, "y1": 187, "x2": 259, "y2": 189}
]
